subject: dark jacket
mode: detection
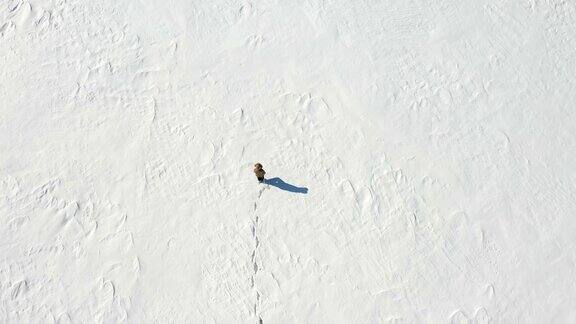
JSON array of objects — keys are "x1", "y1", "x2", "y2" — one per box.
[{"x1": 254, "y1": 164, "x2": 266, "y2": 179}]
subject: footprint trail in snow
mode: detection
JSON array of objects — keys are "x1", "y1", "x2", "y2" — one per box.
[{"x1": 250, "y1": 184, "x2": 269, "y2": 323}]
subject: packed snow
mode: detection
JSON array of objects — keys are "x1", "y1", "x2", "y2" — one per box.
[{"x1": 1, "y1": 0, "x2": 576, "y2": 322}]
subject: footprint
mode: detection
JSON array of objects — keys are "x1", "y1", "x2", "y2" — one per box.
[
  {"x1": 245, "y1": 34, "x2": 264, "y2": 49},
  {"x1": 238, "y1": 3, "x2": 253, "y2": 17},
  {"x1": 11, "y1": 280, "x2": 28, "y2": 300},
  {"x1": 450, "y1": 310, "x2": 470, "y2": 324},
  {"x1": 474, "y1": 307, "x2": 490, "y2": 324},
  {"x1": 339, "y1": 179, "x2": 360, "y2": 211},
  {"x1": 484, "y1": 284, "x2": 495, "y2": 299}
]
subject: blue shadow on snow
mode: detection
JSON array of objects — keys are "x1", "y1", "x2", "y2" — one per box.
[{"x1": 264, "y1": 177, "x2": 308, "y2": 194}]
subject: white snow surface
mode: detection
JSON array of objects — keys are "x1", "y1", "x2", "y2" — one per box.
[{"x1": 2, "y1": 0, "x2": 576, "y2": 323}]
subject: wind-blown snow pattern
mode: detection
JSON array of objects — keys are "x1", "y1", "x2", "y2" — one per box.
[{"x1": 1, "y1": 0, "x2": 576, "y2": 323}]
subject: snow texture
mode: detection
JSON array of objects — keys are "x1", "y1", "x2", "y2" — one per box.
[{"x1": 1, "y1": 0, "x2": 576, "y2": 323}]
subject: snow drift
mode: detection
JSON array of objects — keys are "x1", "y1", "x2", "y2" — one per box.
[{"x1": 1, "y1": 0, "x2": 576, "y2": 322}]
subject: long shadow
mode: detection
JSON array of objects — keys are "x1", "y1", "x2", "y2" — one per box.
[{"x1": 264, "y1": 177, "x2": 308, "y2": 194}]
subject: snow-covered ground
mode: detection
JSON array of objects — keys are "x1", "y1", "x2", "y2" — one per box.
[{"x1": 2, "y1": 0, "x2": 576, "y2": 322}]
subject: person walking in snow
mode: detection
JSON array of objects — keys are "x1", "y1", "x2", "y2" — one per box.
[{"x1": 254, "y1": 163, "x2": 266, "y2": 183}]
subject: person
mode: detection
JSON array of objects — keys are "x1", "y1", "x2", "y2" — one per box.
[{"x1": 254, "y1": 163, "x2": 266, "y2": 183}]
